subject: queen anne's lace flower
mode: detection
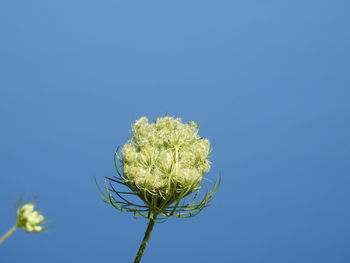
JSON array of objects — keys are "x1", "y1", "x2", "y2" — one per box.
[
  {"x1": 98, "y1": 116, "x2": 220, "y2": 263},
  {"x1": 121, "y1": 116, "x2": 211, "y2": 202},
  {"x1": 16, "y1": 203, "x2": 45, "y2": 232}
]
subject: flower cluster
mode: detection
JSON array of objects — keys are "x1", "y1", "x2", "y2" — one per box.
[
  {"x1": 121, "y1": 116, "x2": 211, "y2": 202},
  {"x1": 16, "y1": 203, "x2": 45, "y2": 232},
  {"x1": 97, "y1": 116, "x2": 219, "y2": 263}
]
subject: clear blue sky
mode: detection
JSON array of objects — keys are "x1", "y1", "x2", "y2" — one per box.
[{"x1": 1, "y1": 0, "x2": 349, "y2": 262}]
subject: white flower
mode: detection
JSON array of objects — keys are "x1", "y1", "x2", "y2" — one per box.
[
  {"x1": 17, "y1": 203, "x2": 45, "y2": 232},
  {"x1": 121, "y1": 116, "x2": 211, "y2": 200}
]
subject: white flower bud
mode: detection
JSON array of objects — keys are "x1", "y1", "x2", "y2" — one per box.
[
  {"x1": 121, "y1": 116, "x2": 211, "y2": 199},
  {"x1": 122, "y1": 144, "x2": 138, "y2": 163},
  {"x1": 158, "y1": 151, "x2": 173, "y2": 170},
  {"x1": 21, "y1": 203, "x2": 34, "y2": 213},
  {"x1": 34, "y1": 226, "x2": 42, "y2": 232},
  {"x1": 17, "y1": 203, "x2": 45, "y2": 232}
]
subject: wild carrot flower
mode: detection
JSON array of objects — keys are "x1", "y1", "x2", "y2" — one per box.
[
  {"x1": 97, "y1": 116, "x2": 220, "y2": 263},
  {"x1": 0, "y1": 201, "x2": 45, "y2": 244},
  {"x1": 16, "y1": 203, "x2": 45, "y2": 232}
]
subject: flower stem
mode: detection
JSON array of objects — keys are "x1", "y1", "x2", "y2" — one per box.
[
  {"x1": 133, "y1": 214, "x2": 157, "y2": 263},
  {"x1": 0, "y1": 225, "x2": 17, "y2": 244}
]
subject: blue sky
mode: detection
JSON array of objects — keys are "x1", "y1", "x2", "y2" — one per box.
[{"x1": 0, "y1": 0, "x2": 349, "y2": 262}]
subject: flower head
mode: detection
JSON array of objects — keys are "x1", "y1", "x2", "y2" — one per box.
[
  {"x1": 99, "y1": 116, "x2": 220, "y2": 220},
  {"x1": 122, "y1": 117, "x2": 211, "y2": 198},
  {"x1": 16, "y1": 203, "x2": 45, "y2": 232}
]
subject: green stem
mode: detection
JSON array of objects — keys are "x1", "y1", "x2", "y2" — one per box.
[
  {"x1": 133, "y1": 214, "x2": 157, "y2": 263},
  {"x1": 0, "y1": 225, "x2": 17, "y2": 244}
]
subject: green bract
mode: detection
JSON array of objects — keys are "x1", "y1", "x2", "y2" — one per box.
[{"x1": 98, "y1": 116, "x2": 220, "y2": 220}]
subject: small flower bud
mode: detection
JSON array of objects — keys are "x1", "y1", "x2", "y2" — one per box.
[{"x1": 17, "y1": 203, "x2": 45, "y2": 232}]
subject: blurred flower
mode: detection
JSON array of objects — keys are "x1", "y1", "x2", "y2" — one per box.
[
  {"x1": 17, "y1": 203, "x2": 45, "y2": 232},
  {"x1": 0, "y1": 199, "x2": 46, "y2": 244}
]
